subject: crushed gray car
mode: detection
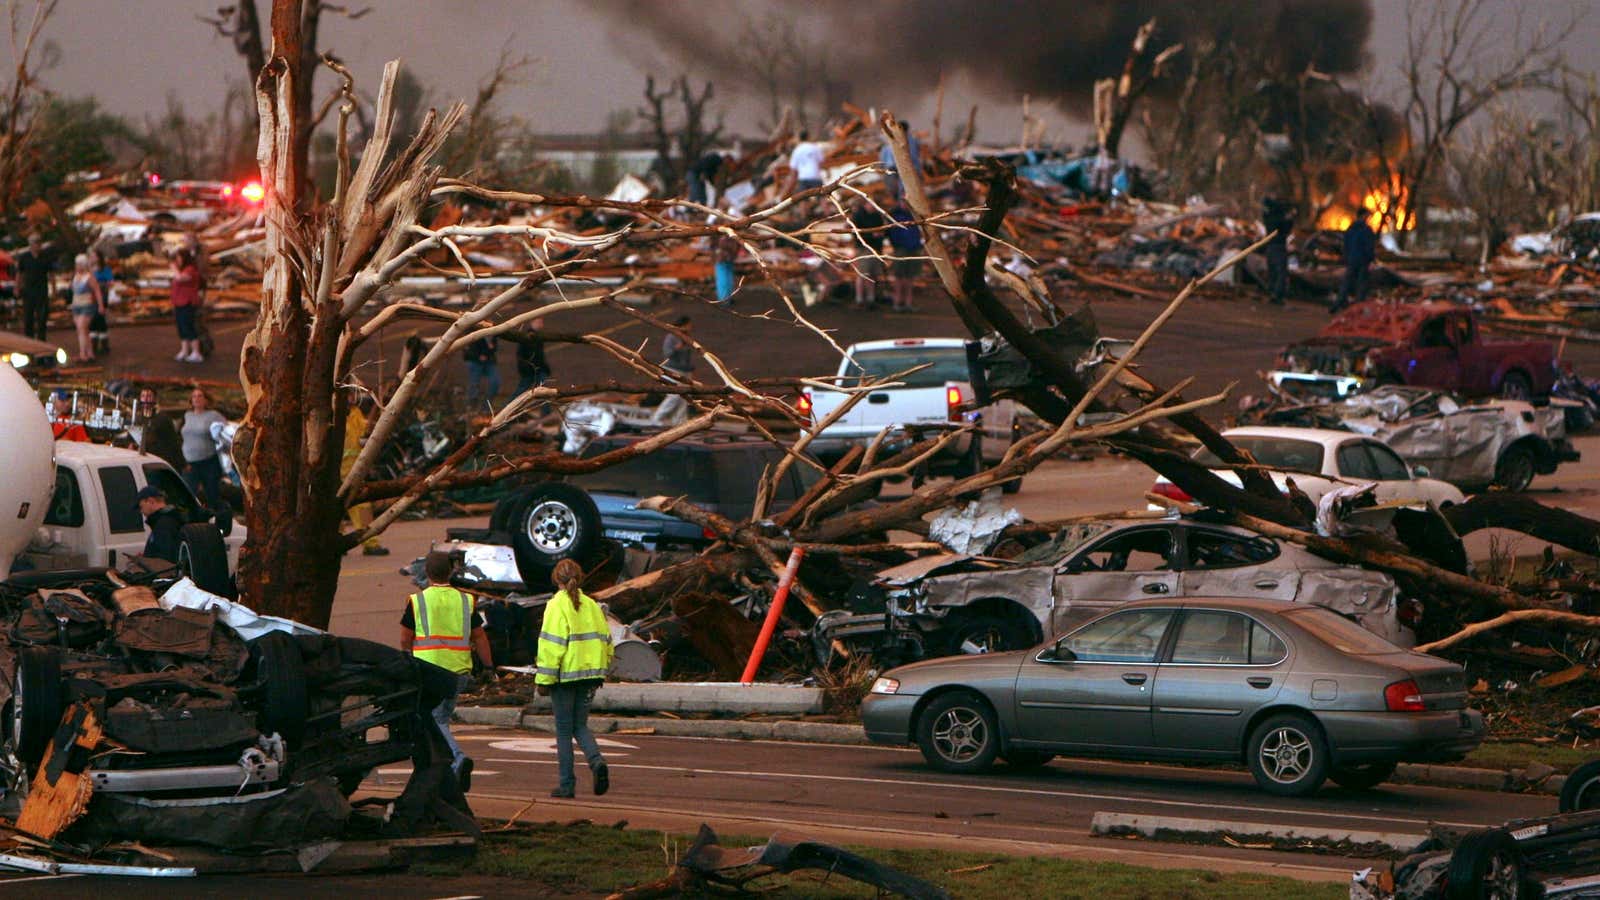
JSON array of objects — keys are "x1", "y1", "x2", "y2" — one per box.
[
  {"x1": 814, "y1": 513, "x2": 1413, "y2": 665},
  {"x1": 1258, "y1": 385, "x2": 1579, "y2": 492}
]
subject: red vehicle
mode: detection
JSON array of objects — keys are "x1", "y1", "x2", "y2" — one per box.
[{"x1": 1270, "y1": 302, "x2": 1557, "y2": 400}]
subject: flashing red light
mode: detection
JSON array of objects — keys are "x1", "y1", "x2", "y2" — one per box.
[
  {"x1": 796, "y1": 392, "x2": 813, "y2": 418},
  {"x1": 240, "y1": 181, "x2": 266, "y2": 204},
  {"x1": 1384, "y1": 679, "x2": 1425, "y2": 712},
  {"x1": 147, "y1": 172, "x2": 162, "y2": 187},
  {"x1": 221, "y1": 184, "x2": 235, "y2": 199},
  {"x1": 1150, "y1": 481, "x2": 1192, "y2": 503}
]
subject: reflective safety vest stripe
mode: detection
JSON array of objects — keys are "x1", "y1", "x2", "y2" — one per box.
[
  {"x1": 534, "y1": 591, "x2": 614, "y2": 685},
  {"x1": 411, "y1": 586, "x2": 474, "y2": 674}
]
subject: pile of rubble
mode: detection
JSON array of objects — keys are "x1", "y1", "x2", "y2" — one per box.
[{"x1": 0, "y1": 569, "x2": 476, "y2": 878}]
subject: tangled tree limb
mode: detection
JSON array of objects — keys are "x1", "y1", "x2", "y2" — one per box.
[
  {"x1": 1443, "y1": 493, "x2": 1600, "y2": 558},
  {"x1": 1416, "y1": 608, "x2": 1600, "y2": 654}
]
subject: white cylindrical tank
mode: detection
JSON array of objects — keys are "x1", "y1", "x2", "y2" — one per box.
[{"x1": 0, "y1": 365, "x2": 54, "y2": 574}]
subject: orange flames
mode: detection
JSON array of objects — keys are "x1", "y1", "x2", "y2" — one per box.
[{"x1": 1316, "y1": 176, "x2": 1414, "y2": 233}]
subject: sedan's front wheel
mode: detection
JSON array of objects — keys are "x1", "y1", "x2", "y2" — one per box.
[
  {"x1": 916, "y1": 692, "x2": 999, "y2": 774},
  {"x1": 1247, "y1": 714, "x2": 1329, "y2": 796}
]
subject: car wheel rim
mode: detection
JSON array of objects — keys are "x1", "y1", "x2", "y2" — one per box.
[
  {"x1": 526, "y1": 501, "x2": 578, "y2": 554},
  {"x1": 1259, "y1": 726, "x2": 1313, "y2": 784},
  {"x1": 1484, "y1": 852, "x2": 1518, "y2": 896},
  {"x1": 931, "y1": 707, "x2": 988, "y2": 762}
]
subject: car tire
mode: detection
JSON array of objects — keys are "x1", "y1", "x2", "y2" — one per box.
[
  {"x1": 947, "y1": 609, "x2": 1037, "y2": 655},
  {"x1": 178, "y1": 522, "x2": 234, "y2": 598},
  {"x1": 251, "y1": 631, "x2": 309, "y2": 748},
  {"x1": 1445, "y1": 828, "x2": 1524, "y2": 900},
  {"x1": 1329, "y1": 761, "x2": 1396, "y2": 791},
  {"x1": 916, "y1": 692, "x2": 1000, "y2": 774},
  {"x1": 1246, "y1": 713, "x2": 1329, "y2": 796},
  {"x1": 13, "y1": 646, "x2": 63, "y2": 770},
  {"x1": 509, "y1": 482, "x2": 601, "y2": 587},
  {"x1": 1000, "y1": 749, "x2": 1055, "y2": 770},
  {"x1": 1493, "y1": 446, "x2": 1536, "y2": 493},
  {"x1": 1499, "y1": 372, "x2": 1533, "y2": 401},
  {"x1": 1559, "y1": 758, "x2": 1600, "y2": 813}
]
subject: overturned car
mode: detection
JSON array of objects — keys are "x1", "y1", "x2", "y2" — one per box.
[{"x1": 814, "y1": 512, "x2": 1413, "y2": 665}]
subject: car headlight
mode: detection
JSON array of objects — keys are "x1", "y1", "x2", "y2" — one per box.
[
  {"x1": 54, "y1": 348, "x2": 67, "y2": 365},
  {"x1": 869, "y1": 677, "x2": 900, "y2": 695},
  {"x1": 8, "y1": 352, "x2": 28, "y2": 368}
]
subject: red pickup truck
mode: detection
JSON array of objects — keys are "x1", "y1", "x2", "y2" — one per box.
[{"x1": 1270, "y1": 302, "x2": 1556, "y2": 400}]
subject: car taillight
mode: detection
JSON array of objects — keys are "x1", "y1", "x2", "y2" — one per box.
[
  {"x1": 1150, "y1": 481, "x2": 1192, "y2": 503},
  {"x1": 946, "y1": 385, "x2": 963, "y2": 422},
  {"x1": 796, "y1": 392, "x2": 812, "y2": 419},
  {"x1": 1384, "y1": 679, "x2": 1425, "y2": 712}
]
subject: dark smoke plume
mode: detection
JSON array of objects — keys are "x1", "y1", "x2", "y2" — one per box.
[{"x1": 591, "y1": 0, "x2": 1373, "y2": 114}]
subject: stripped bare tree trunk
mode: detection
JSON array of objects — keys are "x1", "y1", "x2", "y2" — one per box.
[{"x1": 235, "y1": 2, "x2": 345, "y2": 626}]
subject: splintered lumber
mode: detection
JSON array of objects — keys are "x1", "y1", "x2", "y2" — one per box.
[
  {"x1": 16, "y1": 701, "x2": 103, "y2": 839},
  {"x1": 1415, "y1": 609, "x2": 1600, "y2": 655}
]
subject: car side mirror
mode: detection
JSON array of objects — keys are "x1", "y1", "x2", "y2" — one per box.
[
  {"x1": 1041, "y1": 643, "x2": 1076, "y2": 663},
  {"x1": 1411, "y1": 465, "x2": 1430, "y2": 479}
]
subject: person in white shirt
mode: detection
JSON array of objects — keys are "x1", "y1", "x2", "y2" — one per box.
[{"x1": 787, "y1": 131, "x2": 826, "y2": 194}]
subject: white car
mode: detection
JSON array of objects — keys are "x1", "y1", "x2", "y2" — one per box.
[{"x1": 1149, "y1": 426, "x2": 1465, "y2": 509}]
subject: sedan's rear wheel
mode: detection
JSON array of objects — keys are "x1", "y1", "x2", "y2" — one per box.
[
  {"x1": 916, "y1": 692, "x2": 999, "y2": 774},
  {"x1": 1329, "y1": 761, "x2": 1396, "y2": 791},
  {"x1": 1247, "y1": 713, "x2": 1329, "y2": 796}
]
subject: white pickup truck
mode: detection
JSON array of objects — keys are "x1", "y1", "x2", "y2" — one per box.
[{"x1": 803, "y1": 338, "x2": 1022, "y2": 493}]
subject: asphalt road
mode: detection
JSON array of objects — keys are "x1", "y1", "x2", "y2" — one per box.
[{"x1": 348, "y1": 725, "x2": 1558, "y2": 883}]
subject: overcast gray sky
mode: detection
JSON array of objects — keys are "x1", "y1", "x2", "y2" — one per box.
[{"x1": 36, "y1": 1, "x2": 1600, "y2": 145}]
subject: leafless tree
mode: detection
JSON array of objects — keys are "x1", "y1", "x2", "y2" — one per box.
[
  {"x1": 1447, "y1": 104, "x2": 1567, "y2": 265},
  {"x1": 0, "y1": 0, "x2": 56, "y2": 221},
  {"x1": 1365, "y1": 0, "x2": 1573, "y2": 238},
  {"x1": 638, "y1": 74, "x2": 723, "y2": 193}
]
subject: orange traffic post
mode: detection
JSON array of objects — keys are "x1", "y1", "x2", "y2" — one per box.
[{"x1": 740, "y1": 547, "x2": 805, "y2": 684}]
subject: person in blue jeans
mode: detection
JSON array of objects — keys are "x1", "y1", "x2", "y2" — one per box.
[
  {"x1": 463, "y1": 335, "x2": 500, "y2": 409},
  {"x1": 712, "y1": 232, "x2": 739, "y2": 304}
]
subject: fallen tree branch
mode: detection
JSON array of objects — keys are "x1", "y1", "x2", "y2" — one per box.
[{"x1": 1416, "y1": 608, "x2": 1600, "y2": 654}]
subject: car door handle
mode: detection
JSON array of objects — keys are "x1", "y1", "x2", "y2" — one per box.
[
  {"x1": 1141, "y1": 583, "x2": 1169, "y2": 594},
  {"x1": 1122, "y1": 673, "x2": 1148, "y2": 686},
  {"x1": 1247, "y1": 676, "x2": 1273, "y2": 689},
  {"x1": 1253, "y1": 580, "x2": 1279, "y2": 590},
  {"x1": 868, "y1": 393, "x2": 890, "y2": 404}
]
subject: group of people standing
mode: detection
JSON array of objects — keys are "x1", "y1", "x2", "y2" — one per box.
[
  {"x1": 1258, "y1": 197, "x2": 1378, "y2": 313},
  {"x1": 10, "y1": 231, "x2": 210, "y2": 364}
]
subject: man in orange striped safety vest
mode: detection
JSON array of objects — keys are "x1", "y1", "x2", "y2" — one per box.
[{"x1": 401, "y1": 551, "x2": 494, "y2": 790}]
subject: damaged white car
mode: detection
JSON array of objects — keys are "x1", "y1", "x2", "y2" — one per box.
[{"x1": 814, "y1": 513, "x2": 1414, "y2": 665}]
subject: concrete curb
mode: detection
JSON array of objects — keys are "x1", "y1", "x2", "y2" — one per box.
[
  {"x1": 453, "y1": 706, "x2": 1566, "y2": 795},
  {"x1": 1089, "y1": 811, "x2": 1428, "y2": 855}
]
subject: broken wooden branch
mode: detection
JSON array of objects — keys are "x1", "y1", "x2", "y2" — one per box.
[{"x1": 1416, "y1": 609, "x2": 1600, "y2": 655}]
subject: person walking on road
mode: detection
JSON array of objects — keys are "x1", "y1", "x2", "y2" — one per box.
[
  {"x1": 463, "y1": 334, "x2": 500, "y2": 411},
  {"x1": 135, "y1": 387, "x2": 185, "y2": 471},
  {"x1": 401, "y1": 551, "x2": 493, "y2": 791},
  {"x1": 536, "y1": 559, "x2": 613, "y2": 799},
  {"x1": 68, "y1": 253, "x2": 106, "y2": 363},
  {"x1": 14, "y1": 233, "x2": 55, "y2": 341},
  {"x1": 1333, "y1": 215, "x2": 1377, "y2": 313},
  {"x1": 849, "y1": 198, "x2": 888, "y2": 308},
  {"x1": 886, "y1": 203, "x2": 924, "y2": 313},
  {"x1": 181, "y1": 387, "x2": 228, "y2": 515}
]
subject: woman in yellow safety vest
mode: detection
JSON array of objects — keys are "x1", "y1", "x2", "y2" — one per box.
[{"x1": 536, "y1": 558, "x2": 614, "y2": 798}]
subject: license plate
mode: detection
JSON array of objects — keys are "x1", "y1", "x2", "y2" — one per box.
[{"x1": 606, "y1": 530, "x2": 649, "y2": 544}]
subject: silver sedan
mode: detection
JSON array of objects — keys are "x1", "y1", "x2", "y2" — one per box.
[{"x1": 860, "y1": 596, "x2": 1484, "y2": 796}]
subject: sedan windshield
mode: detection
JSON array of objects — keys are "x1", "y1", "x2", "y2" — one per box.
[
  {"x1": 1194, "y1": 436, "x2": 1325, "y2": 472},
  {"x1": 1282, "y1": 606, "x2": 1401, "y2": 655}
]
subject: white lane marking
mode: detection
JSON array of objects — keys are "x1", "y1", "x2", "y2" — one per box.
[
  {"x1": 479, "y1": 758, "x2": 1496, "y2": 831},
  {"x1": 375, "y1": 768, "x2": 499, "y2": 777},
  {"x1": 422, "y1": 788, "x2": 1355, "y2": 878},
  {"x1": 488, "y1": 738, "x2": 637, "y2": 755}
]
